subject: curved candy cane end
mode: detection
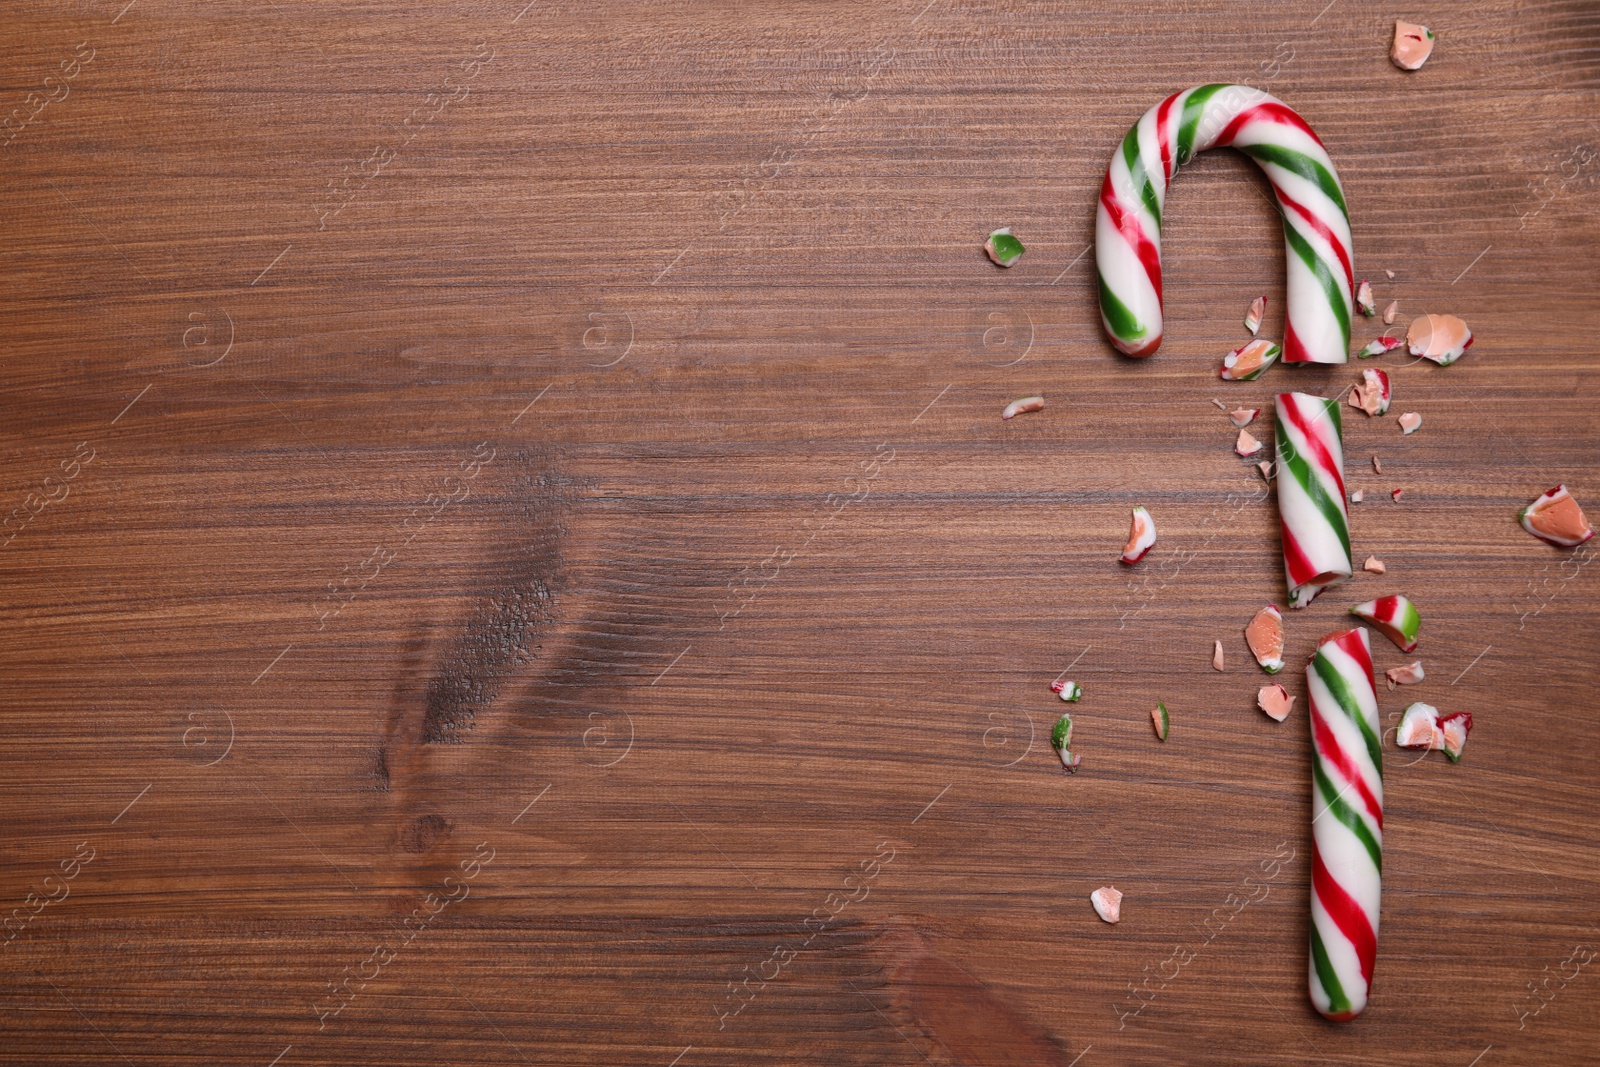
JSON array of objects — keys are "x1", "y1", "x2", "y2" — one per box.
[{"x1": 1115, "y1": 334, "x2": 1162, "y2": 358}]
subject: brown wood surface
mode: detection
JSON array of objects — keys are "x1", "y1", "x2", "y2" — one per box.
[{"x1": 2, "y1": 1, "x2": 1598, "y2": 1063}]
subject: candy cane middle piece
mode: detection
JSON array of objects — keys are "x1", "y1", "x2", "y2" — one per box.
[{"x1": 1096, "y1": 84, "x2": 1353, "y2": 364}]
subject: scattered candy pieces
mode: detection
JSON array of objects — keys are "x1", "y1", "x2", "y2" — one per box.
[
  {"x1": 1372, "y1": 456, "x2": 1383, "y2": 473},
  {"x1": 1121, "y1": 506, "x2": 1157, "y2": 564},
  {"x1": 1396, "y1": 702, "x2": 1443, "y2": 749},
  {"x1": 1220, "y1": 338, "x2": 1281, "y2": 381},
  {"x1": 984, "y1": 227, "x2": 1025, "y2": 267},
  {"x1": 1257, "y1": 460, "x2": 1274, "y2": 482},
  {"x1": 1382, "y1": 300, "x2": 1399, "y2": 325},
  {"x1": 1356, "y1": 279, "x2": 1376, "y2": 317},
  {"x1": 1051, "y1": 713, "x2": 1082, "y2": 772},
  {"x1": 1391, "y1": 21, "x2": 1436, "y2": 71},
  {"x1": 1363, "y1": 556, "x2": 1386, "y2": 574},
  {"x1": 1150, "y1": 701, "x2": 1170, "y2": 741},
  {"x1": 1439, "y1": 712, "x2": 1473, "y2": 762},
  {"x1": 1398, "y1": 412, "x2": 1421, "y2": 435},
  {"x1": 1519, "y1": 484, "x2": 1595, "y2": 548},
  {"x1": 1051, "y1": 679, "x2": 1083, "y2": 702},
  {"x1": 1211, "y1": 398, "x2": 1227, "y2": 411},
  {"x1": 1257, "y1": 683, "x2": 1295, "y2": 722},
  {"x1": 1357, "y1": 335, "x2": 1404, "y2": 359},
  {"x1": 1245, "y1": 605, "x2": 1285, "y2": 674},
  {"x1": 1245, "y1": 295, "x2": 1267, "y2": 336},
  {"x1": 1384, "y1": 269, "x2": 1396, "y2": 280},
  {"x1": 1407, "y1": 314, "x2": 1473, "y2": 365},
  {"x1": 1235, "y1": 428, "x2": 1264, "y2": 457},
  {"x1": 1350, "y1": 491, "x2": 1363, "y2": 503},
  {"x1": 1091, "y1": 886, "x2": 1123, "y2": 924},
  {"x1": 1229, "y1": 407, "x2": 1260, "y2": 428},
  {"x1": 1392, "y1": 489, "x2": 1405, "y2": 502},
  {"x1": 1348, "y1": 368, "x2": 1392, "y2": 417},
  {"x1": 1002, "y1": 395, "x2": 1045, "y2": 420},
  {"x1": 1385, "y1": 661, "x2": 1425, "y2": 689},
  {"x1": 1350, "y1": 595, "x2": 1422, "y2": 652},
  {"x1": 1212, "y1": 640, "x2": 1225, "y2": 671}
]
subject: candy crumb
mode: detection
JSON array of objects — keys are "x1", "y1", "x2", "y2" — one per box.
[
  {"x1": 1357, "y1": 335, "x2": 1404, "y2": 359},
  {"x1": 1257, "y1": 684, "x2": 1295, "y2": 722},
  {"x1": 1050, "y1": 679, "x2": 1083, "y2": 702},
  {"x1": 1212, "y1": 640, "x2": 1225, "y2": 672},
  {"x1": 1257, "y1": 460, "x2": 1274, "y2": 482},
  {"x1": 1356, "y1": 279, "x2": 1376, "y2": 317},
  {"x1": 1091, "y1": 886, "x2": 1123, "y2": 923},
  {"x1": 1373, "y1": 456, "x2": 1383, "y2": 473},
  {"x1": 1151, "y1": 701, "x2": 1170, "y2": 741},
  {"x1": 1385, "y1": 661, "x2": 1425, "y2": 689},
  {"x1": 1392, "y1": 489, "x2": 1405, "y2": 502},
  {"x1": 1384, "y1": 269, "x2": 1396, "y2": 279},
  {"x1": 1399, "y1": 412, "x2": 1422, "y2": 435},
  {"x1": 1350, "y1": 490, "x2": 1364, "y2": 503},
  {"x1": 1363, "y1": 556, "x2": 1386, "y2": 574},
  {"x1": 1121, "y1": 506, "x2": 1157, "y2": 564},
  {"x1": 1245, "y1": 295, "x2": 1266, "y2": 336},
  {"x1": 1002, "y1": 395, "x2": 1045, "y2": 420},
  {"x1": 1392, "y1": 20, "x2": 1436, "y2": 71},
  {"x1": 1383, "y1": 300, "x2": 1399, "y2": 325},
  {"x1": 1235, "y1": 429, "x2": 1264, "y2": 457},
  {"x1": 984, "y1": 227, "x2": 1025, "y2": 267},
  {"x1": 1228, "y1": 407, "x2": 1260, "y2": 428},
  {"x1": 1211, "y1": 398, "x2": 1227, "y2": 411}
]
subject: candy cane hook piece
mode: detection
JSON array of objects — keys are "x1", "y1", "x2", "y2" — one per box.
[{"x1": 1096, "y1": 84, "x2": 1353, "y2": 364}]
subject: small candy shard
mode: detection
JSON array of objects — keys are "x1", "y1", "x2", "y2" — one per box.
[
  {"x1": 1235, "y1": 428, "x2": 1264, "y2": 457},
  {"x1": 1245, "y1": 605, "x2": 1285, "y2": 674},
  {"x1": 1396, "y1": 702, "x2": 1441, "y2": 749},
  {"x1": 1350, "y1": 595, "x2": 1422, "y2": 652},
  {"x1": 1407, "y1": 314, "x2": 1473, "y2": 365},
  {"x1": 1519, "y1": 484, "x2": 1595, "y2": 548},
  {"x1": 1051, "y1": 679, "x2": 1083, "y2": 702},
  {"x1": 1439, "y1": 712, "x2": 1473, "y2": 762},
  {"x1": 1121, "y1": 506, "x2": 1156, "y2": 564},
  {"x1": 984, "y1": 227, "x2": 1025, "y2": 267},
  {"x1": 1002, "y1": 395, "x2": 1045, "y2": 420},
  {"x1": 1257, "y1": 460, "x2": 1274, "y2": 481},
  {"x1": 1372, "y1": 456, "x2": 1383, "y2": 473},
  {"x1": 1051, "y1": 714, "x2": 1081, "y2": 773},
  {"x1": 1245, "y1": 295, "x2": 1267, "y2": 336},
  {"x1": 1348, "y1": 368, "x2": 1392, "y2": 416},
  {"x1": 1257, "y1": 683, "x2": 1295, "y2": 721},
  {"x1": 1398, "y1": 412, "x2": 1422, "y2": 435},
  {"x1": 1212, "y1": 640, "x2": 1225, "y2": 671},
  {"x1": 1392, "y1": 488, "x2": 1405, "y2": 502},
  {"x1": 1229, "y1": 407, "x2": 1260, "y2": 428},
  {"x1": 1220, "y1": 338, "x2": 1281, "y2": 381},
  {"x1": 1385, "y1": 661, "x2": 1425, "y2": 689},
  {"x1": 1363, "y1": 556, "x2": 1386, "y2": 574},
  {"x1": 1391, "y1": 20, "x2": 1436, "y2": 70},
  {"x1": 1357, "y1": 335, "x2": 1404, "y2": 359},
  {"x1": 1350, "y1": 490, "x2": 1364, "y2": 503},
  {"x1": 1091, "y1": 886, "x2": 1122, "y2": 924},
  {"x1": 1151, "y1": 701, "x2": 1170, "y2": 741},
  {"x1": 1384, "y1": 269, "x2": 1396, "y2": 280},
  {"x1": 1211, "y1": 398, "x2": 1228, "y2": 411},
  {"x1": 1060, "y1": 750, "x2": 1082, "y2": 772},
  {"x1": 1356, "y1": 280, "x2": 1377, "y2": 317},
  {"x1": 1382, "y1": 300, "x2": 1399, "y2": 325}
]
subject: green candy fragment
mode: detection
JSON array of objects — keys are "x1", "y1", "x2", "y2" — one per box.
[
  {"x1": 985, "y1": 227, "x2": 1025, "y2": 268},
  {"x1": 1151, "y1": 701, "x2": 1170, "y2": 741},
  {"x1": 1051, "y1": 714, "x2": 1074, "y2": 751}
]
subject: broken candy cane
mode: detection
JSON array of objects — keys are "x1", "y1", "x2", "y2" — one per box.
[
  {"x1": 1091, "y1": 886, "x2": 1123, "y2": 923},
  {"x1": 1002, "y1": 395, "x2": 1045, "y2": 420},
  {"x1": 1096, "y1": 85, "x2": 1353, "y2": 364},
  {"x1": 1306, "y1": 626, "x2": 1383, "y2": 1021},
  {"x1": 1276, "y1": 393, "x2": 1353, "y2": 608},
  {"x1": 1220, "y1": 338, "x2": 1281, "y2": 381},
  {"x1": 1439, "y1": 712, "x2": 1473, "y2": 762},
  {"x1": 1121, "y1": 506, "x2": 1157, "y2": 564},
  {"x1": 1245, "y1": 295, "x2": 1266, "y2": 335},
  {"x1": 1520, "y1": 484, "x2": 1595, "y2": 548},
  {"x1": 1396, "y1": 701, "x2": 1441, "y2": 749},
  {"x1": 1385, "y1": 661, "x2": 1424, "y2": 689},
  {"x1": 1348, "y1": 368, "x2": 1391, "y2": 417},
  {"x1": 1350, "y1": 595, "x2": 1421, "y2": 652},
  {"x1": 1406, "y1": 314, "x2": 1472, "y2": 365},
  {"x1": 1258, "y1": 683, "x2": 1295, "y2": 721},
  {"x1": 1050, "y1": 679, "x2": 1083, "y2": 702},
  {"x1": 1150, "y1": 701, "x2": 1170, "y2": 741},
  {"x1": 1051, "y1": 714, "x2": 1082, "y2": 771},
  {"x1": 1246, "y1": 605, "x2": 1285, "y2": 674}
]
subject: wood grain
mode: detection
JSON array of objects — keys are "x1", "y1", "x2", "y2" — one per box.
[{"x1": 2, "y1": 1, "x2": 1598, "y2": 1063}]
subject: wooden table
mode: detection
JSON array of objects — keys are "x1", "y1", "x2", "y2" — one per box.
[{"x1": 3, "y1": 2, "x2": 1597, "y2": 1063}]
